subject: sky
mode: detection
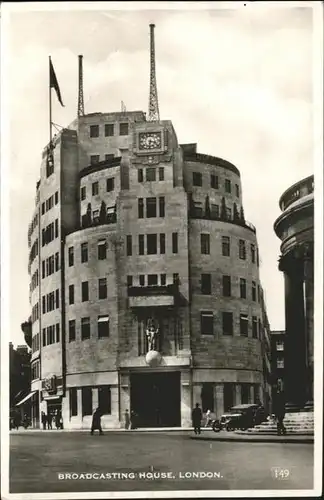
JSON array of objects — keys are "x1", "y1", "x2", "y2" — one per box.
[{"x1": 2, "y1": 1, "x2": 317, "y2": 346}]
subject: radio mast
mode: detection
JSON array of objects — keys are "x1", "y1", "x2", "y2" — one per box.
[
  {"x1": 78, "y1": 55, "x2": 85, "y2": 117},
  {"x1": 148, "y1": 24, "x2": 160, "y2": 122}
]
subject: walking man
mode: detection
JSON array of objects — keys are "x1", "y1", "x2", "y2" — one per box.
[
  {"x1": 274, "y1": 390, "x2": 286, "y2": 436},
  {"x1": 91, "y1": 407, "x2": 103, "y2": 435},
  {"x1": 192, "y1": 403, "x2": 202, "y2": 435}
]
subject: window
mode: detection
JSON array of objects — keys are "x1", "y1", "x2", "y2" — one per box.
[
  {"x1": 55, "y1": 252, "x2": 60, "y2": 271},
  {"x1": 201, "y1": 383, "x2": 214, "y2": 412},
  {"x1": 98, "y1": 240, "x2": 107, "y2": 260},
  {"x1": 172, "y1": 233, "x2": 178, "y2": 254},
  {"x1": 240, "y1": 278, "x2": 247, "y2": 299},
  {"x1": 146, "y1": 197, "x2": 157, "y2": 218},
  {"x1": 55, "y1": 289, "x2": 60, "y2": 308},
  {"x1": 92, "y1": 182, "x2": 99, "y2": 196},
  {"x1": 98, "y1": 386, "x2": 111, "y2": 414},
  {"x1": 201, "y1": 274, "x2": 211, "y2": 295},
  {"x1": 159, "y1": 233, "x2": 165, "y2": 254},
  {"x1": 159, "y1": 196, "x2": 165, "y2": 217},
  {"x1": 146, "y1": 167, "x2": 156, "y2": 182},
  {"x1": 235, "y1": 184, "x2": 240, "y2": 197},
  {"x1": 56, "y1": 323, "x2": 60, "y2": 342},
  {"x1": 147, "y1": 234, "x2": 157, "y2": 255},
  {"x1": 106, "y1": 178, "x2": 114, "y2": 192},
  {"x1": 126, "y1": 235, "x2": 132, "y2": 256},
  {"x1": 148, "y1": 274, "x2": 158, "y2": 286},
  {"x1": 252, "y1": 281, "x2": 257, "y2": 301},
  {"x1": 69, "y1": 285, "x2": 74, "y2": 305},
  {"x1": 90, "y1": 155, "x2": 100, "y2": 165},
  {"x1": 139, "y1": 235, "x2": 144, "y2": 255},
  {"x1": 210, "y1": 174, "x2": 219, "y2": 189},
  {"x1": 98, "y1": 315, "x2": 110, "y2": 338},
  {"x1": 55, "y1": 219, "x2": 59, "y2": 238},
  {"x1": 127, "y1": 275, "x2": 133, "y2": 287},
  {"x1": 277, "y1": 359, "x2": 284, "y2": 369},
  {"x1": 211, "y1": 204, "x2": 219, "y2": 218},
  {"x1": 201, "y1": 312, "x2": 214, "y2": 335},
  {"x1": 239, "y1": 239, "x2": 246, "y2": 260},
  {"x1": 252, "y1": 316, "x2": 258, "y2": 338},
  {"x1": 258, "y1": 285, "x2": 261, "y2": 303},
  {"x1": 66, "y1": 247, "x2": 73, "y2": 268},
  {"x1": 226, "y1": 207, "x2": 232, "y2": 220},
  {"x1": 159, "y1": 167, "x2": 164, "y2": 181},
  {"x1": 105, "y1": 123, "x2": 114, "y2": 136},
  {"x1": 80, "y1": 186, "x2": 86, "y2": 201},
  {"x1": 240, "y1": 314, "x2": 249, "y2": 336},
  {"x1": 69, "y1": 320, "x2": 76, "y2": 342},
  {"x1": 70, "y1": 388, "x2": 78, "y2": 416},
  {"x1": 193, "y1": 172, "x2": 202, "y2": 186},
  {"x1": 222, "y1": 236, "x2": 230, "y2": 256},
  {"x1": 81, "y1": 243, "x2": 88, "y2": 263},
  {"x1": 250, "y1": 244, "x2": 256, "y2": 263},
  {"x1": 139, "y1": 275, "x2": 145, "y2": 286},
  {"x1": 173, "y1": 273, "x2": 179, "y2": 284},
  {"x1": 222, "y1": 312, "x2": 233, "y2": 335},
  {"x1": 119, "y1": 122, "x2": 129, "y2": 135},
  {"x1": 98, "y1": 278, "x2": 107, "y2": 299},
  {"x1": 81, "y1": 281, "x2": 89, "y2": 302},
  {"x1": 138, "y1": 169, "x2": 143, "y2": 182},
  {"x1": 105, "y1": 154, "x2": 114, "y2": 161},
  {"x1": 81, "y1": 387, "x2": 92, "y2": 416},
  {"x1": 90, "y1": 125, "x2": 99, "y2": 137},
  {"x1": 276, "y1": 340, "x2": 284, "y2": 351},
  {"x1": 138, "y1": 198, "x2": 144, "y2": 218},
  {"x1": 201, "y1": 234, "x2": 210, "y2": 255},
  {"x1": 81, "y1": 317, "x2": 90, "y2": 340},
  {"x1": 225, "y1": 179, "x2": 231, "y2": 193},
  {"x1": 41, "y1": 202, "x2": 45, "y2": 215},
  {"x1": 160, "y1": 274, "x2": 166, "y2": 286},
  {"x1": 55, "y1": 191, "x2": 59, "y2": 204},
  {"x1": 222, "y1": 275, "x2": 231, "y2": 297}
]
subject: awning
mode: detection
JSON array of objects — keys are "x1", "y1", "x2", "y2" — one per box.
[{"x1": 16, "y1": 391, "x2": 36, "y2": 406}]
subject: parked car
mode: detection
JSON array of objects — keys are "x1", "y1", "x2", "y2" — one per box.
[{"x1": 219, "y1": 404, "x2": 264, "y2": 431}]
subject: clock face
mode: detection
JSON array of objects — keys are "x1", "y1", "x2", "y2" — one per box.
[{"x1": 139, "y1": 132, "x2": 162, "y2": 151}]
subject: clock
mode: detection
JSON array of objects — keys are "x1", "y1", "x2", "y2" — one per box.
[{"x1": 139, "y1": 132, "x2": 162, "y2": 151}]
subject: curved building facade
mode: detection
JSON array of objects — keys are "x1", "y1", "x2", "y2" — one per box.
[{"x1": 27, "y1": 111, "x2": 268, "y2": 429}]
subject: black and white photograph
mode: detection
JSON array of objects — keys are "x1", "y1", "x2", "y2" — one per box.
[{"x1": 1, "y1": 1, "x2": 323, "y2": 498}]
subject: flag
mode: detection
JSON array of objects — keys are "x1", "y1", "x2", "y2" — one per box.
[{"x1": 50, "y1": 58, "x2": 64, "y2": 106}]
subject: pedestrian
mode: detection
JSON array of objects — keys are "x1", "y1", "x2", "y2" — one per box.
[
  {"x1": 205, "y1": 409, "x2": 212, "y2": 427},
  {"x1": 125, "y1": 409, "x2": 130, "y2": 430},
  {"x1": 47, "y1": 412, "x2": 53, "y2": 430},
  {"x1": 55, "y1": 410, "x2": 62, "y2": 430},
  {"x1": 192, "y1": 403, "x2": 202, "y2": 435},
  {"x1": 274, "y1": 390, "x2": 286, "y2": 436},
  {"x1": 130, "y1": 410, "x2": 137, "y2": 430},
  {"x1": 91, "y1": 407, "x2": 103, "y2": 435},
  {"x1": 41, "y1": 411, "x2": 47, "y2": 430}
]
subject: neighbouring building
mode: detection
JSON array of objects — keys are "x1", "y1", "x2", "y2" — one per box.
[
  {"x1": 270, "y1": 330, "x2": 285, "y2": 405},
  {"x1": 10, "y1": 343, "x2": 31, "y2": 413},
  {"x1": 274, "y1": 175, "x2": 314, "y2": 410}
]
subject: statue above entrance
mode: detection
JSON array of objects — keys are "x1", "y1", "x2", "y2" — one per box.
[{"x1": 145, "y1": 318, "x2": 159, "y2": 351}]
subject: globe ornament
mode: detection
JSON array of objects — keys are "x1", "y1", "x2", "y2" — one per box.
[{"x1": 145, "y1": 350, "x2": 162, "y2": 367}]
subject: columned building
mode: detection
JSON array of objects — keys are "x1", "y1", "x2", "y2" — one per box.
[{"x1": 274, "y1": 175, "x2": 314, "y2": 410}]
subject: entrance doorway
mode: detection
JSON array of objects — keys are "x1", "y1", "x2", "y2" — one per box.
[{"x1": 130, "y1": 372, "x2": 181, "y2": 427}]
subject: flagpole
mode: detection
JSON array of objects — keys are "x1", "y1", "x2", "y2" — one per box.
[{"x1": 49, "y1": 56, "x2": 52, "y2": 145}]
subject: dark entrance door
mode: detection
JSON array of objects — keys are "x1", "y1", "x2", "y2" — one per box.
[{"x1": 130, "y1": 372, "x2": 181, "y2": 427}]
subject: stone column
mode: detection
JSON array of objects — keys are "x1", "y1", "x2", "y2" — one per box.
[
  {"x1": 92, "y1": 388, "x2": 99, "y2": 412},
  {"x1": 303, "y1": 243, "x2": 314, "y2": 404},
  {"x1": 234, "y1": 384, "x2": 241, "y2": 406},
  {"x1": 215, "y1": 384, "x2": 224, "y2": 418},
  {"x1": 249, "y1": 385, "x2": 254, "y2": 404}
]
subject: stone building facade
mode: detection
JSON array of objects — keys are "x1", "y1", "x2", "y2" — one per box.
[{"x1": 27, "y1": 111, "x2": 269, "y2": 429}]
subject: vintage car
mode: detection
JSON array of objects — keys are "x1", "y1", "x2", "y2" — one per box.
[{"x1": 218, "y1": 404, "x2": 263, "y2": 431}]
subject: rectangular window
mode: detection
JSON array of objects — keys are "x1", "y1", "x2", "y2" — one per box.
[
  {"x1": 252, "y1": 281, "x2": 257, "y2": 301},
  {"x1": 106, "y1": 178, "x2": 114, "y2": 192},
  {"x1": 69, "y1": 320, "x2": 76, "y2": 342},
  {"x1": 147, "y1": 274, "x2": 158, "y2": 286},
  {"x1": 126, "y1": 235, "x2": 132, "y2": 256},
  {"x1": 225, "y1": 179, "x2": 231, "y2": 193},
  {"x1": 251, "y1": 244, "x2": 256, "y2": 263},
  {"x1": 98, "y1": 240, "x2": 107, "y2": 260},
  {"x1": 127, "y1": 275, "x2": 133, "y2": 287},
  {"x1": 98, "y1": 278, "x2": 107, "y2": 299},
  {"x1": 119, "y1": 122, "x2": 129, "y2": 135},
  {"x1": 172, "y1": 233, "x2": 178, "y2": 254},
  {"x1": 42, "y1": 295, "x2": 46, "y2": 314},
  {"x1": 81, "y1": 242, "x2": 88, "y2": 263},
  {"x1": 105, "y1": 123, "x2": 114, "y2": 136},
  {"x1": 139, "y1": 275, "x2": 145, "y2": 286},
  {"x1": 42, "y1": 260, "x2": 45, "y2": 278},
  {"x1": 55, "y1": 219, "x2": 58, "y2": 238},
  {"x1": 277, "y1": 359, "x2": 284, "y2": 369},
  {"x1": 252, "y1": 316, "x2": 258, "y2": 338},
  {"x1": 55, "y1": 252, "x2": 59, "y2": 271},
  {"x1": 70, "y1": 388, "x2": 78, "y2": 416},
  {"x1": 81, "y1": 387, "x2": 92, "y2": 416},
  {"x1": 240, "y1": 314, "x2": 249, "y2": 336},
  {"x1": 235, "y1": 184, "x2": 240, "y2": 197},
  {"x1": 159, "y1": 196, "x2": 165, "y2": 217},
  {"x1": 98, "y1": 386, "x2": 111, "y2": 414},
  {"x1": 210, "y1": 174, "x2": 218, "y2": 189},
  {"x1": 201, "y1": 312, "x2": 214, "y2": 335},
  {"x1": 105, "y1": 154, "x2": 114, "y2": 161},
  {"x1": 211, "y1": 204, "x2": 219, "y2": 218},
  {"x1": 80, "y1": 186, "x2": 86, "y2": 201},
  {"x1": 92, "y1": 182, "x2": 99, "y2": 196},
  {"x1": 41, "y1": 202, "x2": 45, "y2": 215},
  {"x1": 146, "y1": 197, "x2": 157, "y2": 218},
  {"x1": 81, "y1": 317, "x2": 90, "y2": 340},
  {"x1": 55, "y1": 289, "x2": 60, "y2": 308},
  {"x1": 138, "y1": 169, "x2": 143, "y2": 182},
  {"x1": 201, "y1": 233, "x2": 210, "y2": 255},
  {"x1": 138, "y1": 198, "x2": 144, "y2": 218},
  {"x1": 159, "y1": 233, "x2": 165, "y2": 254},
  {"x1": 240, "y1": 278, "x2": 247, "y2": 299},
  {"x1": 138, "y1": 235, "x2": 145, "y2": 255},
  {"x1": 56, "y1": 323, "x2": 60, "y2": 343},
  {"x1": 90, "y1": 125, "x2": 99, "y2": 138},
  {"x1": 222, "y1": 312, "x2": 233, "y2": 335},
  {"x1": 160, "y1": 274, "x2": 166, "y2": 286},
  {"x1": 90, "y1": 155, "x2": 100, "y2": 165},
  {"x1": 146, "y1": 167, "x2": 156, "y2": 182},
  {"x1": 147, "y1": 234, "x2": 157, "y2": 255},
  {"x1": 69, "y1": 285, "x2": 74, "y2": 305},
  {"x1": 201, "y1": 274, "x2": 211, "y2": 295},
  {"x1": 98, "y1": 315, "x2": 109, "y2": 338},
  {"x1": 239, "y1": 239, "x2": 246, "y2": 260},
  {"x1": 81, "y1": 281, "x2": 89, "y2": 302},
  {"x1": 226, "y1": 207, "x2": 232, "y2": 220},
  {"x1": 222, "y1": 275, "x2": 231, "y2": 297},
  {"x1": 276, "y1": 340, "x2": 284, "y2": 351},
  {"x1": 193, "y1": 172, "x2": 203, "y2": 186},
  {"x1": 55, "y1": 191, "x2": 59, "y2": 204},
  {"x1": 159, "y1": 167, "x2": 164, "y2": 181},
  {"x1": 258, "y1": 285, "x2": 261, "y2": 303}
]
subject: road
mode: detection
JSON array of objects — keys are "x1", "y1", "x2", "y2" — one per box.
[{"x1": 9, "y1": 431, "x2": 313, "y2": 494}]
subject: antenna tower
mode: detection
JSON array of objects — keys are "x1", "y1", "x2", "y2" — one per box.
[
  {"x1": 148, "y1": 24, "x2": 160, "y2": 122},
  {"x1": 78, "y1": 55, "x2": 85, "y2": 117}
]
